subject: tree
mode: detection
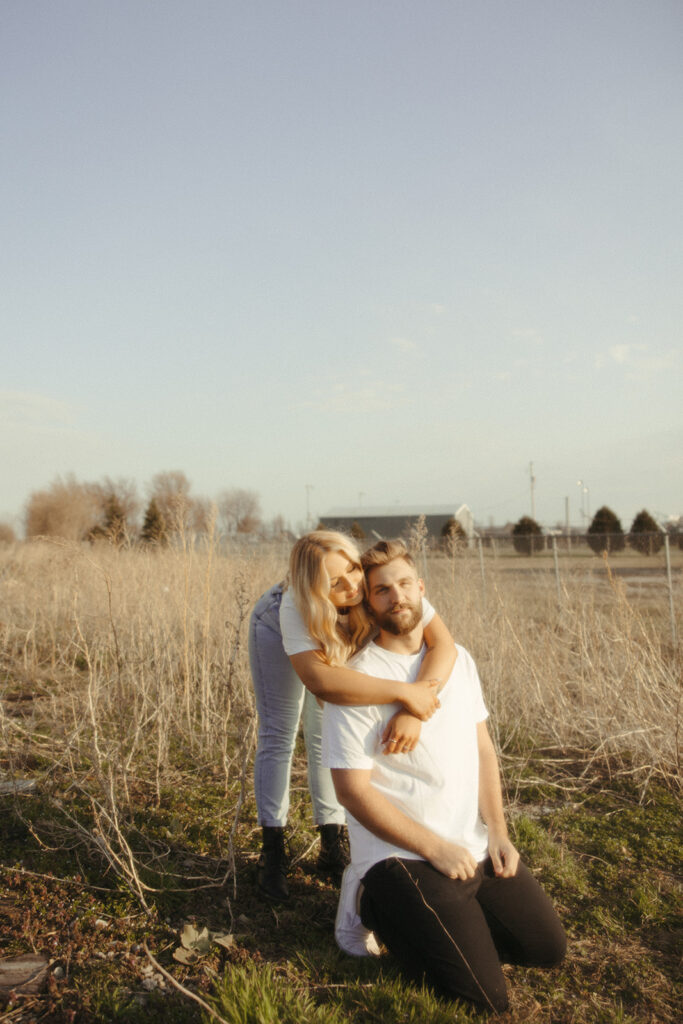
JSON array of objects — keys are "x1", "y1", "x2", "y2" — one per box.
[
  {"x1": 628, "y1": 509, "x2": 663, "y2": 555},
  {"x1": 587, "y1": 506, "x2": 625, "y2": 554},
  {"x1": 91, "y1": 477, "x2": 140, "y2": 535},
  {"x1": 217, "y1": 488, "x2": 262, "y2": 535},
  {"x1": 188, "y1": 497, "x2": 216, "y2": 536},
  {"x1": 24, "y1": 475, "x2": 100, "y2": 541},
  {"x1": 147, "y1": 471, "x2": 193, "y2": 535},
  {"x1": 140, "y1": 498, "x2": 167, "y2": 546},
  {"x1": 88, "y1": 495, "x2": 128, "y2": 547},
  {"x1": 512, "y1": 516, "x2": 544, "y2": 555}
]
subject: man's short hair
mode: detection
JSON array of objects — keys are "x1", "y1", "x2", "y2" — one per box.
[{"x1": 361, "y1": 538, "x2": 416, "y2": 577}]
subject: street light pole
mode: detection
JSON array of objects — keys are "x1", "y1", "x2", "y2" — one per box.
[{"x1": 577, "y1": 480, "x2": 589, "y2": 527}]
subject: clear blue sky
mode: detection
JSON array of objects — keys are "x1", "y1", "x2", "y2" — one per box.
[{"x1": 2, "y1": 0, "x2": 681, "y2": 533}]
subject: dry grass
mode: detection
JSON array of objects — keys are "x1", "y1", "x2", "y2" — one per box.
[
  {"x1": 1, "y1": 536, "x2": 679, "y2": 802},
  {"x1": 0, "y1": 537, "x2": 680, "y2": 1022},
  {"x1": 0, "y1": 536, "x2": 679, "y2": 903},
  {"x1": 428, "y1": 549, "x2": 680, "y2": 793}
]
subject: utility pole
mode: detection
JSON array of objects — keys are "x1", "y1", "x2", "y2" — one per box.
[
  {"x1": 565, "y1": 496, "x2": 570, "y2": 550},
  {"x1": 529, "y1": 462, "x2": 536, "y2": 520}
]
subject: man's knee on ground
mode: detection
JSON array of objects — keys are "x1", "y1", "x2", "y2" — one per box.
[
  {"x1": 526, "y1": 921, "x2": 567, "y2": 968},
  {"x1": 540, "y1": 924, "x2": 567, "y2": 967},
  {"x1": 434, "y1": 970, "x2": 509, "y2": 1015}
]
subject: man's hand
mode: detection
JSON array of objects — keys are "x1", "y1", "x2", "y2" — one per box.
[
  {"x1": 488, "y1": 829, "x2": 519, "y2": 878},
  {"x1": 429, "y1": 837, "x2": 478, "y2": 880},
  {"x1": 401, "y1": 679, "x2": 440, "y2": 721},
  {"x1": 381, "y1": 711, "x2": 422, "y2": 754}
]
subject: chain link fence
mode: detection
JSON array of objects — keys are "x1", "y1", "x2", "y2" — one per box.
[{"x1": 464, "y1": 531, "x2": 681, "y2": 645}]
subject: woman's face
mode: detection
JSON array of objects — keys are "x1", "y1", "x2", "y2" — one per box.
[{"x1": 322, "y1": 550, "x2": 364, "y2": 609}]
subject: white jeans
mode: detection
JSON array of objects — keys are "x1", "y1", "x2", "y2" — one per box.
[{"x1": 248, "y1": 584, "x2": 346, "y2": 828}]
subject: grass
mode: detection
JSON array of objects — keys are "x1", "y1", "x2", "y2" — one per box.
[
  {"x1": 1, "y1": 772, "x2": 679, "y2": 1022},
  {"x1": 0, "y1": 537, "x2": 680, "y2": 1021}
]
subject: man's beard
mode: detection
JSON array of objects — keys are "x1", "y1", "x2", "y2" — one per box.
[{"x1": 373, "y1": 600, "x2": 422, "y2": 636}]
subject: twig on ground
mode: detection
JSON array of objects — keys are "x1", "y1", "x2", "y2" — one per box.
[{"x1": 143, "y1": 944, "x2": 230, "y2": 1024}]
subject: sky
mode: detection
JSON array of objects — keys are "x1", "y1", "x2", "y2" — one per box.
[{"x1": 2, "y1": 0, "x2": 682, "y2": 534}]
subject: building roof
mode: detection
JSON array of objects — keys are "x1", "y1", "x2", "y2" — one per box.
[{"x1": 322, "y1": 504, "x2": 469, "y2": 518}]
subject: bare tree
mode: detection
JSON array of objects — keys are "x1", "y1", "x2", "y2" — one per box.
[
  {"x1": 189, "y1": 497, "x2": 216, "y2": 536},
  {"x1": 217, "y1": 488, "x2": 262, "y2": 536},
  {"x1": 147, "y1": 471, "x2": 193, "y2": 535},
  {"x1": 24, "y1": 475, "x2": 101, "y2": 541}
]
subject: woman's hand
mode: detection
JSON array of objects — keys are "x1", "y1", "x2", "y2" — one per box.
[
  {"x1": 381, "y1": 712, "x2": 422, "y2": 754},
  {"x1": 400, "y1": 679, "x2": 440, "y2": 721}
]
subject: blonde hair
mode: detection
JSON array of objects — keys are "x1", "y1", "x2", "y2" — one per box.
[
  {"x1": 361, "y1": 538, "x2": 416, "y2": 577},
  {"x1": 287, "y1": 530, "x2": 373, "y2": 666}
]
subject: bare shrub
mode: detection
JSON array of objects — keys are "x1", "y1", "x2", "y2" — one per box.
[
  {"x1": 0, "y1": 535, "x2": 286, "y2": 907},
  {"x1": 0, "y1": 523, "x2": 16, "y2": 544},
  {"x1": 24, "y1": 475, "x2": 101, "y2": 540}
]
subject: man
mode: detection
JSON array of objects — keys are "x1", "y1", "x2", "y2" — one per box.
[{"x1": 322, "y1": 540, "x2": 565, "y2": 1014}]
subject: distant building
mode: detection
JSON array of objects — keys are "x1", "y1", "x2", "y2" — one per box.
[{"x1": 319, "y1": 504, "x2": 474, "y2": 544}]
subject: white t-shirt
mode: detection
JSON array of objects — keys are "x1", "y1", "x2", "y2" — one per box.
[
  {"x1": 279, "y1": 589, "x2": 436, "y2": 657},
  {"x1": 322, "y1": 642, "x2": 490, "y2": 881}
]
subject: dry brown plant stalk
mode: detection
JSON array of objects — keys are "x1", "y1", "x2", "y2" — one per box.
[{"x1": 0, "y1": 537, "x2": 679, "y2": 914}]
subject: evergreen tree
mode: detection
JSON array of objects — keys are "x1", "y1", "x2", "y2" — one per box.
[
  {"x1": 103, "y1": 495, "x2": 127, "y2": 546},
  {"x1": 88, "y1": 495, "x2": 127, "y2": 547},
  {"x1": 628, "y1": 509, "x2": 663, "y2": 555},
  {"x1": 140, "y1": 498, "x2": 167, "y2": 546},
  {"x1": 512, "y1": 516, "x2": 544, "y2": 554},
  {"x1": 587, "y1": 506, "x2": 625, "y2": 554}
]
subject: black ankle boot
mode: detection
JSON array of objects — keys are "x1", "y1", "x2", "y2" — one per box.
[
  {"x1": 257, "y1": 826, "x2": 289, "y2": 902},
  {"x1": 317, "y1": 824, "x2": 349, "y2": 885}
]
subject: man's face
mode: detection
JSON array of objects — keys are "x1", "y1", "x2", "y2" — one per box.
[{"x1": 365, "y1": 557, "x2": 425, "y2": 636}]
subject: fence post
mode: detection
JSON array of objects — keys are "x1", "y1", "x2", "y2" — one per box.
[
  {"x1": 478, "y1": 537, "x2": 486, "y2": 609},
  {"x1": 552, "y1": 535, "x2": 562, "y2": 607},
  {"x1": 664, "y1": 534, "x2": 677, "y2": 646}
]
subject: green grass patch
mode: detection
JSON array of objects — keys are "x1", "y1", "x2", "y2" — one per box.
[{"x1": 1, "y1": 766, "x2": 680, "y2": 1022}]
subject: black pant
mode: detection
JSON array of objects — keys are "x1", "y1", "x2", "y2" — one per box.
[{"x1": 360, "y1": 856, "x2": 566, "y2": 1013}]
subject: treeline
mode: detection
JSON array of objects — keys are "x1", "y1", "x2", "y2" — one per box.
[
  {"x1": 510, "y1": 507, "x2": 681, "y2": 555},
  {"x1": 9, "y1": 472, "x2": 288, "y2": 546}
]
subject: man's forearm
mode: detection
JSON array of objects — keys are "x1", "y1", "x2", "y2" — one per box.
[
  {"x1": 335, "y1": 775, "x2": 438, "y2": 859},
  {"x1": 476, "y1": 722, "x2": 508, "y2": 834},
  {"x1": 476, "y1": 722, "x2": 520, "y2": 877},
  {"x1": 332, "y1": 770, "x2": 478, "y2": 879},
  {"x1": 419, "y1": 614, "x2": 456, "y2": 692}
]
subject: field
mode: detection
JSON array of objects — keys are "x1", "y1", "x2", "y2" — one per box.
[{"x1": 0, "y1": 537, "x2": 680, "y2": 1023}]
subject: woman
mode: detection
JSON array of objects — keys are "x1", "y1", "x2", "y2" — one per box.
[{"x1": 248, "y1": 530, "x2": 456, "y2": 902}]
